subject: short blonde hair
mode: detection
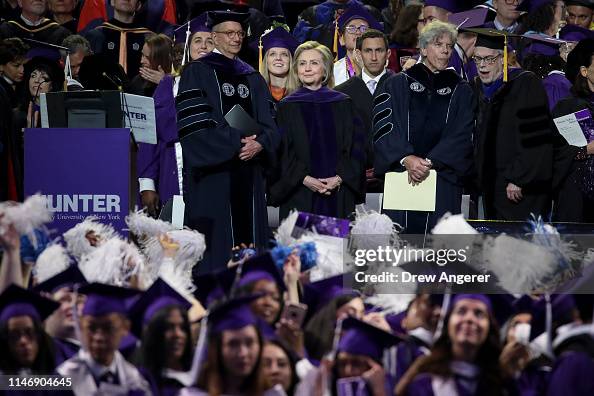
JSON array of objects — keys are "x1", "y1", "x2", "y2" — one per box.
[
  {"x1": 259, "y1": 47, "x2": 298, "y2": 95},
  {"x1": 418, "y1": 20, "x2": 458, "y2": 50},
  {"x1": 292, "y1": 41, "x2": 335, "y2": 88}
]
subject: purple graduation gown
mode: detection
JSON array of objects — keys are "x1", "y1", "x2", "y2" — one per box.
[
  {"x1": 543, "y1": 71, "x2": 571, "y2": 111},
  {"x1": 448, "y1": 48, "x2": 478, "y2": 81},
  {"x1": 547, "y1": 351, "x2": 594, "y2": 396},
  {"x1": 137, "y1": 74, "x2": 181, "y2": 205}
]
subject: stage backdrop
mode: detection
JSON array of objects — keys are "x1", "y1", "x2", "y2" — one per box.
[{"x1": 24, "y1": 128, "x2": 135, "y2": 236}]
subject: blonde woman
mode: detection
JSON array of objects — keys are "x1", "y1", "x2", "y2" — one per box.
[
  {"x1": 259, "y1": 26, "x2": 299, "y2": 102},
  {"x1": 269, "y1": 41, "x2": 364, "y2": 220}
]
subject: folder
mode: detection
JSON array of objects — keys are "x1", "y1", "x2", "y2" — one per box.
[
  {"x1": 382, "y1": 170, "x2": 437, "y2": 212},
  {"x1": 224, "y1": 104, "x2": 261, "y2": 137}
]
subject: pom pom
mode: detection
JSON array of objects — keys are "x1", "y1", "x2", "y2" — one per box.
[
  {"x1": 63, "y1": 216, "x2": 116, "y2": 261},
  {"x1": 125, "y1": 211, "x2": 175, "y2": 239},
  {"x1": 0, "y1": 194, "x2": 52, "y2": 248},
  {"x1": 274, "y1": 210, "x2": 299, "y2": 247},
  {"x1": 431, "y1": 213, "x2": 478, "y2": 235},
  {"x1": 33, "y1": 244, "x2": 71, "y2": 284},
  {"x1": 79, "y1": 238, "x2": 144, "y2": 287},
  {"x1": 365, "y1": 293, "x2": 415, "y2": 315},
  {"x1": 350, "y1": 208, "x2": 400, "y2": 252}
]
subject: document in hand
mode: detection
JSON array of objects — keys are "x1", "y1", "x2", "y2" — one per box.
[
  {"x1": 382, "y1": 170, "x2": 437, "y2": 212},
  {"x1": 224, "y1": 104, "x2": 261, "y2": 137},
  {"x1": 553, "y1": 109, "x2": 594, "y2": 147}
]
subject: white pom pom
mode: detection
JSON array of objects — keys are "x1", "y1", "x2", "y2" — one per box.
[
  {"x1": 63, "y1": 216, "x2": 116, "y2": 260},
  {"x1": 33, "y1": 244, "x2": 71, "y2": 284},
  {"x1": 79, "y1": 238, "x2": 144, "y2": 287},
  {"x1": 350, "y1": 208, "x2": 400, "y2": 251},
  {"x1": 275, "y1": 210, "x2": 299, "y2": 246},
  {"x1": 300, "y1": 232, "x2": 352, "y2": 282},
  {"x1": 365, "y1": 293, "x2": 415, "y2": 315},
  {"x1": 125, "y1": 211, "x2": 175, "y2": 238},
  {"x1": 431, "y1": 213, "x2": 478, "y2": 235},
  {"x1": 0, "y1": 194, "x2": 52, "y2": 247}
]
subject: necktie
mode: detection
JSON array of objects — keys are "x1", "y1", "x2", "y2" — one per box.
[
  {"x1": 367, "y1": 79, "x2": 377, "y2": 94},
  {"x1": 98, "y1": 371, "x2": 118, "y2": 385}
]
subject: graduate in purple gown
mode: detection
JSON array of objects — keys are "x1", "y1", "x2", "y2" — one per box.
[
  {"x1": 395, "y1": 294, "x2": 520, "y2": 396},
  {"x1": 269, "y1": 41, "x2": 364, "y2": 220},
  {"x1": 129, "y1": 278, "x2": 194, "y2": 396},
  {"x1": 33, "y1": 265, "x2": 88, "y2": 366},
  {"x1": 138, "y1": 14, "x2": 214, "y2": 217},
  {"x1": 448, "y1": 8, "x2": 488, "y2": 81}
]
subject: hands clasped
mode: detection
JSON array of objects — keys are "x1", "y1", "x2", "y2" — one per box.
[
  {"x1": 303, "y1": 175, "x2": 342, "y2": 195},
  {"x1": 239, "y1": 135, "x2": 263, "y2": 161},
  {"x1": 403, "y1": 155, "x2": 432, "y2": 186}
]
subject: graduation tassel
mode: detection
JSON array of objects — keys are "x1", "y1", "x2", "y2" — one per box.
[
  {"x1": 503, "y1": 35, "x2": 508, "y2": 82},
  {"x1": 333, "y1": 19, "x2": 339, "y2": 61},
  {"x1": 258, "y1": 36, "x2": 263, "y2": 71},
  {"x1": 182, "y1": 21, "x2": 191, "y2": 67}
]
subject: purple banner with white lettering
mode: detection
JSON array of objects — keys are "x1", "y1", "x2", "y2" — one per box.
[{"x1": 24, "y1": 128, "x2": 132, "y2": 237}]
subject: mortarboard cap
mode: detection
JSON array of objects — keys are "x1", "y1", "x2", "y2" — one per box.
[
  {"x1": 294, "y1": 212, "x2": 351, "y2": 238},
  {"x1": 566, "y1": 0, "x2": 594, "y2": 7},
  {"x1": 529, "y1": 294, "x2": 576, "y2": 341},
  {"x1": 206, "y1": 10, "x2": 250, "y2": 29},
  {"x1": 128, "y1": 278, "x2": 192, "y2": 338},
  {"x1": 466, "y1": 28, "x2": 517, "y2": 81},
  {"x1": 521, "y1": 33, "x2": 564, "y2": 57},
  {"x1": 302, "y1": 273, "x2": 358, "y2": 314},
  {"x1": 33, "y1": 265, "x2": 87, "y2": 294},
  {"x1": 565, "y1": 38, "x2": 594, "y2": 84},
  {"x1": 261, "y1": 27, "x2": 299, "y2": 55},
  {"x1": 517, "y1": 0, "x2": 556, "y2": 13},
  {"x1": 22, "y1": 38, "x2": 66, "y2": 63},
  {"x1": 337, "y1": 4, "x2": 383, "y2": 31},
  {"x1": 79, "y1": 283, "x2": 141, "y2": 317},
  {"x1": 337, "y1": 317, "x2": 402, "y2": 362},
  {"x1": 193, "y1": 272, "x2": 226, "y2": 308},
  {"x1": 450, "y1": 294, "x2": 493, "y2": 311},
  {"x1": 208, "y1": 295, "x2": 261, "y2": 334},
  {"x1": 424, "y1": 0, "x2": 466, "y2": 13},
  {"x1": 217, "y1": 253, "x2": 286, "y2": 294},
  {"x1": 0, "y1": 284, "x2": 60, "y2": 323},
  {"x1": 559, "y1": 24, "x2": 594, "y2": 42},
  {"x1": 448, "y1": 8, "x2": 488, "y2": 29},
  {"x1": 173, "y1": 13, "x2": 210, "y2": 45}
]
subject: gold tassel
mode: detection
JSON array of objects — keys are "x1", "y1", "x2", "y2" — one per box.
[
  {"x1": 333, "y1": 19, "x2": 338, "y2": 61},
  {"x1": 258, "y1": 36, "x2": 263, "y2": 71},
  {"x1": 503, "y1": 35, "x2": 508, "y2": 82}
]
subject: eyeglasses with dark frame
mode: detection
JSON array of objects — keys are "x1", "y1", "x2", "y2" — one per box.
[
  {"x1": 472, "y1": 54, "x2": 502, "y2": 65},
  {"x1": 344, "y1": 25, "x2": 369, "y2": 34},
  {"x1": 213, "y1": 30, "x2": 246, "y2": 39}
]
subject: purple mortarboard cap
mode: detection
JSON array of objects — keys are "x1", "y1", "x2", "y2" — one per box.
[
  {"x1": 448, "y1": 8, "x2": 488, "y2": 29},
  {"x1": 294, "y1": 212, "x2": 350, "y2": 238},
  {"x1": 451, "y1": 294, "x2": 493, "y2": 312},
  {"x1": 337, "y1": 4, "x2": 383, "y2": 31},
  {"x1": 209, "y1": 295, "x2": 261, "y2": 334},
  {"x1": 0, "y1": 284, "x2": 60, "y2": 323},
  {"x1": 262, "y1": 27, "x2": 299, "y2": 55},
  {"x1": 424, "y1": 0, "x2": 466, "y2": 13},
  {"x1": 33, "y1": 265, "x2": 87, "y2": 294},
  {"x1": 193, "y1": 272, "x2": 225, "y2": 308},
  {"x1": 337, "y1": 317, "x2": 402, "y2": 362},
  {"x1": 173, "y1": 13, "x2": 210, "y2": 45},
  {"x1": 80, "y1": 283, "x2": 141, "y2": 317},
  {"x1": 206, "y1": 10, "x2": 250, "y2": 29},
  {"x1": 128, "y1": 278, "x2": 192, "y2": 337},
  {"x1": 487, "y1": 294, "x2": 518, "y2": 326},
  {"x1": 22, "y1": 38, "x2": 66, "y2": 62},
  {"x1": 302, "y1": 273, "x2": 357, "y2": 314},
  {"x1": 522, "y1": 33, "x2": 564, "y2": 57},
  {"x1": 217, "y1": 253, "x2": 286, "y2": 295},
  {"x1": 559, "y1": 24, "x2": 594, "y2": 42},
  {"x1": 517, "y1": 0, "x2": 556, "y2": 13},
  {"x1": 529, "y1": 294, "x2": 576, "y2": 341}
]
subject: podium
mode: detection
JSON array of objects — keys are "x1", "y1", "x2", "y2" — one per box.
[{"x1": 24, "y1": 128, "x2": 136, "y2": 236}]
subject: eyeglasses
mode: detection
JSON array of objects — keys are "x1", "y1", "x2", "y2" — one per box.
[
  {"x1": 503, "y1": 0, "x2": 521, "y2": 5},
  {"x1": 472, "y1": 54, "x2": 502, "y2": 65},
  {"x1": 8, "y1": 328, "x2": 35, "y2": 342},
  {"x1": 214, "y1": 30, "x2": 246, "y2": 39},
  {"x1": 344, "y1": 25, "x2": 369, "y2": 34}
]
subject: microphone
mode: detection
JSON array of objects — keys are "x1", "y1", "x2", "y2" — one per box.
[{"x1": 102, "y1": 72, "x2": 122, "y2": 91}]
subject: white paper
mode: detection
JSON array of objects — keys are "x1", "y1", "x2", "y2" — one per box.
[
  {"x1": 120, "y1": 93, "x2": 157, "y2": 144},
  {"x1": 171, "y1": 195, "x2": 185, "y2": 230},
  {"x1": 553, "y1": 113, "x2": 588, "y2": 147},
  {"x1": 40, "y1": 93, "x2": 49, "y2": 128}
]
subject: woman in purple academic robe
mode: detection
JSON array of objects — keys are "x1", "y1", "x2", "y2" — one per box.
[
  {"x1": 269, "y1": 41, "x2": 364, "y2": 220},
  {"x1": 395, "y1": 294, "x2": 518, "y2": 396}
]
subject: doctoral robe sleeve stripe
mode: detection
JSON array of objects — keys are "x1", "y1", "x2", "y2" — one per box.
[
  {"x1": 176, "y1": 93, "x2": 218, "y2": 138},
  {"x1": 179, "y1": 119, "x2": 218, "y2": 139},
  {"x1": 373, "y1": 108, "x2": 392, "y2": 126},
  {"x1": 178, "y1": 103, "x2": 213, "y2": 121},
  {"x1": 175, "y1": 88, "x2": 207, "y2": 105},
  {"x1": 372, "y1": 92, "x2": 394, "y2": 143},
  {"x1": 372, "y1": 93, "x2": 391, "y2": 110}
]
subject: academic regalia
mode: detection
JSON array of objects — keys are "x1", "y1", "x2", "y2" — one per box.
[
  {"x1": 386, "y1": 44, "x2": 418, "y2": 74},
  {"x1": 390, "y1": 328, "x2": 432, "y2": 383},
  {"x1": 404, "y1": 363, "x2": 489, "y2": 396},
  {"x1": 472, "y1": 68, "x2": 554, "y2": 221},
  {"x1": 0, "y1": 76, "x2": 21, "y2": 201},
  {"x1": 137, "y1": 75, "x2": 181, "y2": 207},
  {"x1": 373, "y1": 63, "x2": 474, "y2": 233},
  {"x1": 0, "y1": 17, "x2": 70, "y2": 45},
  {"x1": 335, "y1": 71, "x2": 393, "y2": 197},
  {"x1": 449, "y1": 46, "x2": 478, "y2": 81},
  {"x1": 85, "y1": 19, "x2": 153, "y2": 78},
  {"x1": 53, "y1": 338, "x2": 81, "y2": 366},
  {"x1": 176, "y1": 48, "x2": 278, "y2": 274},
  {"x1": 543, "y1": 71, "x2": 571, "y2": 110},
  {"x1": 269, "y1": 86, "x2": 364, "y2": 220}
]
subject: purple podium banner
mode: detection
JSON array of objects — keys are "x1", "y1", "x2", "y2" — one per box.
[{"x1": 24, "y1": 128, "x2": 133, "y2": 236}]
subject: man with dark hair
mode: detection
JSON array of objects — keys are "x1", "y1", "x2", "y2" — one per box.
[
  {"x1": 471, "y1": 28, "x2": 554, "y2": 220},
  {"x1": 0, "y1": 0, "x2": 71, "y2": 45},
  {"x1": 336, "y1": 29, "x2": 392, "y2": 198},
  {"x1": 62, "y1": 34, "x2": 91, "y2": 80},
  {"x1": 566, "y1": 0, "x2": 594, "y2": 29},
  {"x1": 176, "y1": 10, "x2": 278, "y2": 275},
  {"x1": 84, "y1": 0, "x2": 152, "y2": 79}
]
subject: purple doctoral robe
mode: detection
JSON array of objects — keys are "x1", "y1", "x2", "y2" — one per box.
[
  {"x1": 449, "y1": 48, "x2": 478, "y2": 81},
  {"x1": 543, "y1": 71, "x2": 571, "y2": 111},
  {"x1": 137, "y1": 74, "x2": 181, "y2": 205}
]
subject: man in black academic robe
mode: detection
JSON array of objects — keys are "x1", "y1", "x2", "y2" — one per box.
[
  {"x1": 176, "y1": 11, "x2": 278, "y2": 274},
  {"x1": 0, "y1": 0, "x2": 70, "y2": 45},
  {"x1": 471, "y1": 29, "x2": 554, "y2": 221},
  {"x1": 85, "y1": 0, "x2": 152, "y2": 79},
  {"x1": 335, "y1": 29, "x2": 393, "y2": 200}
]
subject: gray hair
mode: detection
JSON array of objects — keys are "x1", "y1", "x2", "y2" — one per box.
[
  {"x1": 418, "y1": 21, "x2": 458, "y2": 50},
  {"x1": 61, "y1": 35, "x2": 92, "y2": 55}
]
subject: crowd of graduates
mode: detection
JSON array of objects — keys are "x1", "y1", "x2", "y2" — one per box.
[{"x1": 2, "y1": 0, "x2": 594, "y2": 394}]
